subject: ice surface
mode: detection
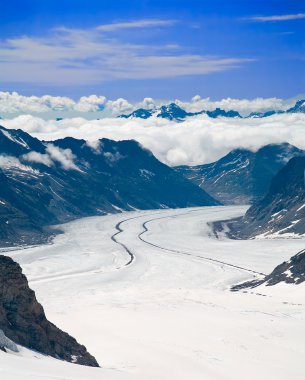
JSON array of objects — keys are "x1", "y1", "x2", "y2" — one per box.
[{"x1": 1, "y1": 206, "x2": 305, "y2": 380}]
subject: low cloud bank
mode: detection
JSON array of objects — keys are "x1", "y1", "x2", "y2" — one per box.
[
  {"x1": 176, "y1": 95, "x2": 295, "y2": 115},
  {"x1": 0, "y1": 91, "x2": 298, "y2": 117},
  {"x1": 1, "y1": 113, "x2": 305, "y2": 166},
  {"x1": 0, "y1": 92, "x2": 107, "y2": 114}
]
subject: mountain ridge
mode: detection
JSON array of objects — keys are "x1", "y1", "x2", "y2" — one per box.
[
  {"x1": 0, "y1": 125, "x2": 218, "y2": 246},
  {"x1": 118, "y1": 99, "x2": 305, "y2": 121},
  {"x1": 119, "y1": 102, "x2": 241, "y2": 120},
  {"x1": 175, "y1": 143, "x2": 304, "y2": 205},
  {"x1": 227, "y1": 155, "x2": 305, "y2": 238}
]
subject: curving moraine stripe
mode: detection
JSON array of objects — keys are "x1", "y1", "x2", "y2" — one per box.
[{"x1": 138, "y1": 214, "x2": 266, "y2": 277}]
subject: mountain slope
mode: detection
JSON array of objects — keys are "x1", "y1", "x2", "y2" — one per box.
[
  {"x1": 247, "y1": 99, "x2": 305, "y2": 118},
  {"x1": 119, "y1": 103, "x2": 193, "y2": 121},
  {"x1": 0, "y1": 126, "x2": 218, "y2": 246},
  {"x1": 119, "y1": 108, "x2": 153, "y2": 119},
  {"x1": 175, "y1": 143, "x2": 304, "y2": 205},
  {"x1": 286, "y1": 99, "x2": 305, "y2": 113},
  {"x1": 229, "y1": 155, "x2": 305, "y2": 238}
]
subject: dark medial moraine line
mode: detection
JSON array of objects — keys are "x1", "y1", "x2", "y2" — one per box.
[{"x1": 110, "y1": 209, "x2": 266, "y2": 277}]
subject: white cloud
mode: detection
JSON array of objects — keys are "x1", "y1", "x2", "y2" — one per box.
[
  {"x1": 86, "y1": 139, "x2": 102, "y2": 152},
  {"x1": 176, "y1": 95, "x2": 295, "y2": 116},
  {"x1": 138, "y1": 97, "x2": 156, "y2": 110},
  {"x1": 248, "y1": 13, "x2": 305, "y2": 22},
  {"x1": 106, "y1": 98, "x2": 134, "y2": 115},
  {"x1": 20, "y1": 144, "x2": 81, "y2": 170},
  {"x1": 45, "y1": 144, "x2": 79, "y2": 171},
  {"x1": 0, "y1": 155, "x2": 22, "y2": 168},
  {"x1": 1, "y1": 113, "x2": 305, "y2": 167},
  {"x1": 0, "y1": 91, "x2": 298, "y2": 116},
  {"x1": 0, "y1": 25, "x2": 252, "y2": 85},
  {"x1": 0, "y1": 92, "x2": 106, "y2": 113},
  {"x1": 22, "y1": 151, "x2": 53, "y2": 167},
  {"x1": 73, "y1": 95, "x2": 107, "y2": 112},
  {"x1": 104, "y1": 151, "x2": 124, "y2": 163},
  {"x1": 166, "y1": 148, "x2": 189, "y2": 165},
  {"x1": 97, "y1": 19, "x2": 176, "y2": 32},
  {"x1": 0, "y1": 155, "x2": 38, "y2": 172}
]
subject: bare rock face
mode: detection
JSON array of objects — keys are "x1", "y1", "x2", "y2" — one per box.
[
  {"x1": 0, "y1": 255, "x2": 99, "y2": 367},
  {"x1": 0, "y1": 329, "x2": 18, "y2": 352},
  {"x1": 232, "y1": 249, "x2": 305, "y2": 291}
]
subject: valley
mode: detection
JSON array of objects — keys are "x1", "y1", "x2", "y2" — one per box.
[{"x1": 1, "y1": 206, "x2": 305, "y2": 380}]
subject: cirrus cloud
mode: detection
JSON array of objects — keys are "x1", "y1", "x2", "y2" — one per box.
[
  {"x1": 0, "y1": 23, "x2": 253, "y2": 86},
  {"x1": 97, "y1": 19, "x2": 176, "y2": 32},
  {"x1": 247, "y1": 13, "x2": 305, "y2": 22}
]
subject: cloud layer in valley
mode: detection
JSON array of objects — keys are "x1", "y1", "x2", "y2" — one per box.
[{"x1": 1, "y1": 113, "x2": 305, "y2": 167}]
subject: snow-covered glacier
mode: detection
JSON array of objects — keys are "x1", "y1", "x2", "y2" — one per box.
[{"x1": 1, "y1": 206, "x2": 305, "y2": 380}]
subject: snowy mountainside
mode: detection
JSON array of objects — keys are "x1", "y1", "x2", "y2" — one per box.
[
  {"x1": 227, "y1": 155, "x2": 305, "y2": 238},
  {"x1": 175, "y1": 143, "x2": 304, "y2": 205},
  {"x1": 0, "y1": 125, "x2": 218, "y2": 245}
]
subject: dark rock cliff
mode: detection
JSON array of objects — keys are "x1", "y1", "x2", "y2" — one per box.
[{"x1": 0, "y1": 255, "x2": 99, "y2": 366}]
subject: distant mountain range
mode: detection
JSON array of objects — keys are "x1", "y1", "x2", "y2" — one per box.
[
  {"x1": 228, "y1": 154, "x2": 305, "y2": 239},
  {"x1": 175, "y1": 143, "x2": 304, "y2": 205},
  {"x1": 119, "y1": 99, "x2": 305, "y2": 121},
  {"x1": 119, "y1": 102, "x2": 241, "y2": 120},
  {"x1": 0, "y1": 125, "x2": 218, "y2": 246},
  {"x1": 248, "y1": 100, "x2": 305, "y2": 118}
]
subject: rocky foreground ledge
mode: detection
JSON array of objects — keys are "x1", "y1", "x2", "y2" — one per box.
[{"x1": 0, "y1": 255, "x2": 99, "y2": 367}]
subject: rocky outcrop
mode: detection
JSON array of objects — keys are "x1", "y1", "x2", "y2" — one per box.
[
  {"x1": 0, "y1": 329, "x2": 18, "y2": 352},
  {"x1": 232, "y1": 249, "x2": 305, "y2": 290},
  {"x1": 0, "y1": 255, "x2": 99, "y2": 366}
]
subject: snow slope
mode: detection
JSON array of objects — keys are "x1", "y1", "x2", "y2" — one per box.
[{"x1": 1, "y1": 206, "x2": 305, "y2": 380}]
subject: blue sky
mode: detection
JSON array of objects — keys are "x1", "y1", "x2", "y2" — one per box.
[{"x1": 1, "y1": 0, "x2": 304, "y2": 100}]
